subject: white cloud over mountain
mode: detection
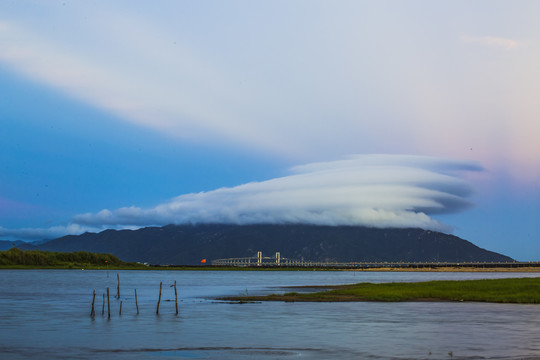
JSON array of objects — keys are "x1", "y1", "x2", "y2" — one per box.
[{"x1": 73, "y1": 155, "x2": 482, "y2": 233}]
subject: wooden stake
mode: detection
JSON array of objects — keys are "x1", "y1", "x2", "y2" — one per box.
[
  {"x1": 107, "y1": 287, "x2": 110, "y2": 319},
  {"x1": 102, "y1": 293, "x2": 105, "y2": 315},
  {"x1": 116, "y1": 273, "x2": 120, "y2": 299},
  {"x1": 156, "y1": 281, "x2": 162, "y2": 315},
  {"x1": 90, "y1": 289, "x2": 96, "y2": 317},
  {"x1": 119, "y1": 300, "x2": 122, "y2": 316},
  {"x1": 135, "y1": 289, "x2": 139, "y2": 315},
  {"x1": 174, "y1": 280, "x2": 178, "y2": 315}
]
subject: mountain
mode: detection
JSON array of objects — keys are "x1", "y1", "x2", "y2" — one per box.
[
  {"x1": 34, "y1": 224, "x2": 513, "y2": 265},
  {"x1": 0, "y1": 240, "x2": 37, "y2": 251}
]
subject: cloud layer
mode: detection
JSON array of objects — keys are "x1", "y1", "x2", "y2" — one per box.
[
  {"x1": 1, "y1": 2, "x2": 539, "y2": 178},
  {"x1": 73, "y1": 155, "x2": 482, "y2": 233}
]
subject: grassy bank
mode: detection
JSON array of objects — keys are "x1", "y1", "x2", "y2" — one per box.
[
  {"x1": 221, "y1": 277, "x2": 540, "y2": 304},
  {"x1": 0, "y1": 248, "x2": 146, "y2": 269}
]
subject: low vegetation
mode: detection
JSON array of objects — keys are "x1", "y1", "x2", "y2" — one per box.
[
  {"x1": 223, "y1": 277, "x2": 540, "y2": 304},
  {"x1": 0, "y1": 248, "x2": 145, "y2": 269}
]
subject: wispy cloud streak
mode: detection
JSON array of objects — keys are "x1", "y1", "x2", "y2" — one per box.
[
  {"x1": 0, "y1": 224, "x2": 99, "y2": 240},
  {"x1": 0, "y1": 19, "x2": 252, "y2": 147},
  {"x1": 460, "y1": 35, "x2": 519, "y2": 50}
]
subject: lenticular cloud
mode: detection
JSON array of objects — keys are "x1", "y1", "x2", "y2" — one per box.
[{"x1": 74, "y1": 155, "x2": 482, "y2": 233}]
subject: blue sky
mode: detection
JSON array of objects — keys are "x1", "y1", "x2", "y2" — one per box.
[{"x1": 1, "y1": 1, "x2": 539, "y2": 260}]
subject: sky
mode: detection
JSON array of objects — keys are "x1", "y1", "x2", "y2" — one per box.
[{"x1": 1, "y1": 0, "x2": 539, "y2": 260}]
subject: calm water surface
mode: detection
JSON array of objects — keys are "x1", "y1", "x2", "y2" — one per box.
[{"x1": 0, "y1": 270, "x2": 539, "y2": 360}]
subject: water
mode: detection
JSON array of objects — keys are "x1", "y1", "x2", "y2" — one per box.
[{"x1": 0, "y1": 270, "x2": 539, "y2": 359}]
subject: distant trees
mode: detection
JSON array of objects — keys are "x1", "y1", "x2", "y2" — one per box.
[{"x1": 0, "y1": 248, "x2": 130, "y2": 268}]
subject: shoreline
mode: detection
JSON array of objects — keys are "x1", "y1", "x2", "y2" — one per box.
[{"x1": 1, "y1": 265, "x2": 539, "y2": 272}]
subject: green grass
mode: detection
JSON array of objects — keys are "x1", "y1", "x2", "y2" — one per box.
[
  {"x1": 0, "y1": 248, "x2": 146, "y2": 269},
  {"x1": 223, "y1": 277, "x2": 540, "y2": 304}
]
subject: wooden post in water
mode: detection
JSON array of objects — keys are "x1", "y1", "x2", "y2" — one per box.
[
  {"x1": 107, "y1": 287, "x2": 110, "y2": 319},
  {"x1": 174, "y1": 280, "x2": 178, "y2": 315},
  {"x1": 156, "y1": 281, "x2": 162, "y2": 315},
  {"x1": 116, "y1": 273, "x2": 120, "y2": 299},
  {"x1": 90, "y1": 289, "x2": 96, "y2": 317},
  {"x1": 102, "y1": 293, "x2": 105, "y2": 315},
  {"x1": 135, "y1": 289, "x2": 139, "y2": 315},
  {"x1": 119, "y1": 301, "x2": 123, "y2": 316}
]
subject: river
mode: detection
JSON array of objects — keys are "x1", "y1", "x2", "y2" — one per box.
[{"x1": 0, "y1": 270, "x2": 539, "y2": 359}]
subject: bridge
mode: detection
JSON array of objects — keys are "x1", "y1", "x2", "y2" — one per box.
[{"x1": 211, "y1": 251, "x2": 540, "y2": 269}]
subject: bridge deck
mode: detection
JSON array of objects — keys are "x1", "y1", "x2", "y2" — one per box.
[{"x1": 212, "y1": 257, "x2": 540, "y2": 269}]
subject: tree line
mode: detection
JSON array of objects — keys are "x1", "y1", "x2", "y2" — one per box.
[{"x1": 0, "y1": 247, "x2": 139, "y2": 268}]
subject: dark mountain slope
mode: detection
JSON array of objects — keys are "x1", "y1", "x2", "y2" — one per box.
[
  {"x1": 0, "y1": 240, "x2": 36, "y2": 251},
  {"x1": 36, "y1": 224, "x2": 513, "y2": 265}
]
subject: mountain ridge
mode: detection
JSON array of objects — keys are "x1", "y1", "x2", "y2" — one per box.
[{"x1": 32, "y1": 224, "x2": 513, "y2": 265}]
